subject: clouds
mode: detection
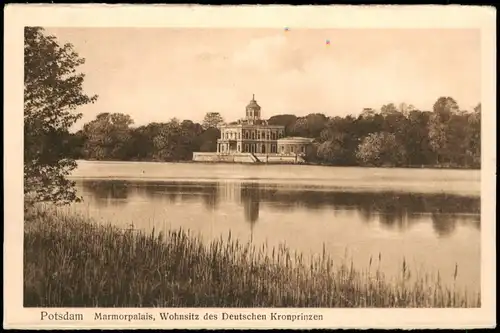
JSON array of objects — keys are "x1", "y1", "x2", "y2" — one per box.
[
  {"x1": 232, "y1": 34, "x2": 287, "y2": 70},
  {"x1": 46, "y1": 28, "x2": 480, "y2": 130},
  {"x1": 232, "y1": 34, "x2": 309, "y2": 73}
]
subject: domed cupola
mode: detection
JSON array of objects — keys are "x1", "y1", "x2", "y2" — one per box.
[{"x1": 245, "y1": 94, "x2": 261, "y2": 122}]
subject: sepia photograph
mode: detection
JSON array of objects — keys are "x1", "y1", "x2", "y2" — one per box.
[{"x1": 4, "y1": 4, "x2": 496, "y2": 330}]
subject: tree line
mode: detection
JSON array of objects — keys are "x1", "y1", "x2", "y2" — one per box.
[
  {"x1": 65, "y1": 98, "x2": 480, "y2": 169},
  {"x1": 24, "y1": 28, "x2": 480, "y2": 206}
]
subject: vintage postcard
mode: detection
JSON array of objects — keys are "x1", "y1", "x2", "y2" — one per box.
[{"x1": 3, "y1": 4, "x2": 496, "y2": 330}]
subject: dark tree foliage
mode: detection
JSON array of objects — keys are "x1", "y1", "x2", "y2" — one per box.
[
  {"x1": 202, "y1": 112, "x2": 224, "y2": 130},
  {"x1": 64, "y1": 94, "x2": 480, "y2": 169},
  {"x1": 196, "y1": 127, "x2": 221, "y2": 153},
  {"x1": 82, "y1": 113, "x2": 134, "y2": 160},
  {"x1": 24, "y1": 27, "x2": 98, "y2": 205},
  {"x1": 268, "y1": 114, "x2": 297, "y2": 136}
]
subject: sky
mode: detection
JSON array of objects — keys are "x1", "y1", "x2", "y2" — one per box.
[{"x1": 44, "y1": 28, "x2": 481, "y2": 130}]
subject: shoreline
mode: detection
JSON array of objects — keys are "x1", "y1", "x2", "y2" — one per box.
[{"x1": 74, "y1": 159, "x2": 481, "y2": 171}]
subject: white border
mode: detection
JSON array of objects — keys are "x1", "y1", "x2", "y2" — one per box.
[{"x1": 3, "y1": 4, "x2": 496, "y2": 329}]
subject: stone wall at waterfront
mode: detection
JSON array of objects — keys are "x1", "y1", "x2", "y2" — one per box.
[{"x1": 192, "y1": 152, "x2": 305, "y2": 164}]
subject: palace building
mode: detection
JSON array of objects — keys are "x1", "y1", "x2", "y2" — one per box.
[
  {"x1": 217, "y1": 95, "x2": 286, "y2": 155},
  {"x1": 193, "y1": 95, "x2": 314, "y2": 164}
]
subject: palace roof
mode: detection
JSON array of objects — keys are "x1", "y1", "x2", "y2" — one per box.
[{"x1": 246, "y1": 95, "x2": 261, "y2": 110}]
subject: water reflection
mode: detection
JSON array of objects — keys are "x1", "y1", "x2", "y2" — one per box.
[
  {"x1": 82, "y1": 180, "x2": 130, "y2": 207},
  {"x1": 79, "y1": 180, "x2": 480, "y2": 238},
  {"x1": 241, "y1": 184, "x2": 260, "y2": 240}
]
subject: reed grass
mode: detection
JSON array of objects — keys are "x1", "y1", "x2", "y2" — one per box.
[{"x1": 24, "y1": 206, "x2": 480, "y2": 308}]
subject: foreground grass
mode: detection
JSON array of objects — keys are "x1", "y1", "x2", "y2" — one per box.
[{"x1": 24, "y1": 206, "x2": 480, "y2": 308}]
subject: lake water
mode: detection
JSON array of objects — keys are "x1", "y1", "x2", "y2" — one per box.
[{"x1": 68, "y1": 160, "x2": 481, "y2": 294}]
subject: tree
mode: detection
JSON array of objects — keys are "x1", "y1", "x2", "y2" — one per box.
[
  {"x1": 428, "y1": 97, "x2": 460, "y2": 165},
  {"x1": 196, "y1": 127, "x2": 221, "y2": 152},
  {"x1": 317, "y1": 116, "x2": 358, "y2": 165},
  {"x1": 474, "y1": 102, "x2": 481, "y2": 113},
  {"x1": 381, "y1": 110, "x2": 407, "y2": 136},
  {"x1": 177, "y1": 120, "x2": 204, "y2": 159},
  {"x1": 317, "y1": 140, "x2": 347, "y2": 164},
  {"x1": 82, "y1": 113, "x2": 134, "y2": 160},
  {"x1": 202, "y1": 112, "x2": 224, "y2": 130},
  {"x1": 405, "y1": 110, "x2": 434, "y2": 165},
  {"x1": 380, "y1": 103, "x2": 399, "y2": 117},
  {"x1": 445, "y1": 112, "x2": 470, "y2": 166},
  {"x1": 65, "y1": 130, "x2": 87, "y2": 159},
  {"x1": 267, "y1": 114, "x2": 297, "y2": 136},
  {"x1": 360, "y1": 108, "x2": 377, "y2": 119},
  {"x1": 466, "y1": 103, "x2": 481, "y2": 168},
  {"x1": 24, "y1": 27, "x2": 98, "y2": 205},
  {"x1": 355, "y1": 112, "x2": 384, "y2": 139},
  {"x1": 398, "y1": 102, "x2": 415, "y2": 116},
  {"x1": 290, "y1": 113, "x2": 328, "y2": 138},
  {"x1": 152, "y1": 121, "x2": 185, "y2": 161},
  {"x1": 126, "y1": 126, "x2": 152, "y2": 161},
  {"x1": 356, "y1": 132, "x2": 406, "y2": 167},
  {"x1": 432, "y1": 96, "x2": 460, "y2": 122},
  {"x1": 125, "y1": 122, "x2": 164, "y2": 161}
]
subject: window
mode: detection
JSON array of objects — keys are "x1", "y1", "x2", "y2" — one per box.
[
  {"x1": 252, "y1": 132, "x2": 255, "y2": 140},
  {"x1": 302, "y1": 146, "x2": 306, "y2": 153},
  {"x1": 281, "y1": 146, "x2": 284, "y2": 153},
  {"x1": 238, "y1": 132, "x2": 241, "y2": 140},
  {"x1": 257, "y1": 132, "x2": 261, "y2": 140},
  {"x1": 291, "y1": 146, "x2": 294, "y2": 153}
]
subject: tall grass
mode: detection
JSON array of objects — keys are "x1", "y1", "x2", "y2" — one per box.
[{"x1": 24, "y1": 206, "x2": 480, "y2": 308}]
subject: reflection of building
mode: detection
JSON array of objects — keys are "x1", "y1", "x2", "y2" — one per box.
[
  {"x1": 241, "y1": 184, "x2": 260, "y2": 225},
  {"x1": 192, "y1": 95, "x2": 314, "y2": 164},
  {"x1": 219, "y1": 181, "x2": 242, "y2": 203},
  {"x1": 240, "y1": 183, "x2": 260, "y2": 241}
]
